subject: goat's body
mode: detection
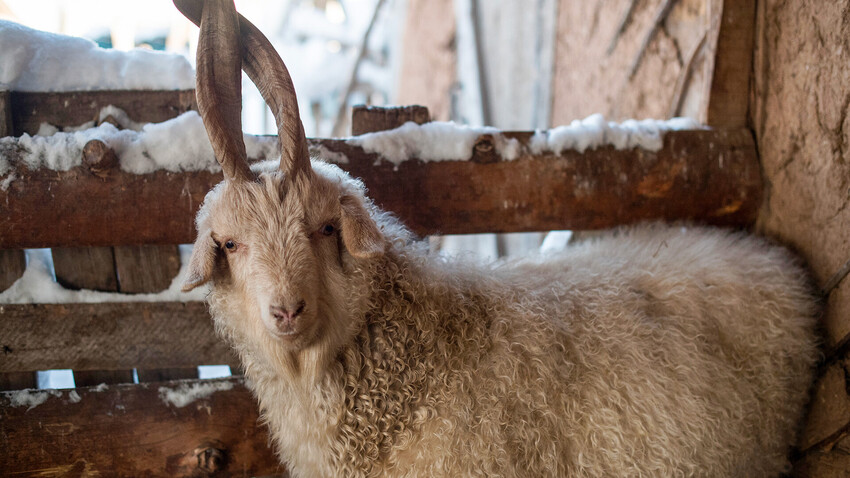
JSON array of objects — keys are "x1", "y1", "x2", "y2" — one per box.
[{"x1": 216, "y1": 215, "x2": 818, "y2": 477}]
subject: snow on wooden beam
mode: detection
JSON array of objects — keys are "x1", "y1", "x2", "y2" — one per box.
[
  {"x1": 0, "y1": 302, "x2": 235, "y2": 373},
  {"x1": 9, "y1": 89, "x2": 197, "y2": 136},
  {"x1": 0, "y1": 377, "x2": 283, "y2": 477},
  {"x1": 0, "y1": 128, "x2": 760, "y2": 249}
]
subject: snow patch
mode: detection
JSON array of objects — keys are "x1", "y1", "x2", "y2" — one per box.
[
  {"x1": 68, "y1": 390, "x2": 82, "y2": 404},
  {"x1": 347, "y1": 121, "x2": 521, "y2": 167},
  {"x1": 310, "y1": 143, "x2": 350, "y2": 165},
  {"x1": 158, "y1": 380, "x2": 235, "y2": 408},
  {"x1": 0, "y1": 20, "x2": 194, "y2": 92},
  {"x1": 0, "y1": 246, "x2": 208, "y2": 304},
  {"x1": 0, "y1": 108, "x2": 280, "y2": 182},
  {"x1": 530, "y1": 114, "x2": 700, "y2": 154},
  {"x1": 6, "y1": 389, "x2": 60, "y2": 410}
]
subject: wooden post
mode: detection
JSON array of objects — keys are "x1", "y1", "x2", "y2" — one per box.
[
  {"x1": 351, "y1": 105, "x2": 431, "y2": 135},
  {"x1": 701, "y1": 0, "x2": 756, "y2": 127}
]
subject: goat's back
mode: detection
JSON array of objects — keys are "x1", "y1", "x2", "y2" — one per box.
[{"x1": 454, "y1": 225, "x2": 820, "y2": 476}]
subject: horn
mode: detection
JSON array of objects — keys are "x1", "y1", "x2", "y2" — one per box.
[
  {"x1": 188, "y1": 0, "x2": 254, "y2": 182},
  {"x1": 175, "y1": 0, "x2": 312, "y2": 180}
]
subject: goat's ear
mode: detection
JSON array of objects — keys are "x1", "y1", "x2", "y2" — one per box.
[
  {"x1": 183, "y1": 229, "x2": 217, "y2": 292},
  {"x1": 340, "y1": 195, "x2": 386, "y2": 259}
]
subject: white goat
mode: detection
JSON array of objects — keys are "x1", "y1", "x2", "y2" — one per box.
[{"x1": 176, "y1": 1, "x2": 819, "y2": 476}]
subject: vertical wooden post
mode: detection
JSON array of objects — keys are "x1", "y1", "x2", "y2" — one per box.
[{"x1": 701, "y1": 0, "x2": 756, "y2": 128}]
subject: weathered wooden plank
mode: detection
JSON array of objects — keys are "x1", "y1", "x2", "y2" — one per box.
[
  {"x1": 0, "y1": 128, "x2": 761, "y2": 249},
  {"x1": 51, "y1": 247, "x2": 119, "y2": 291},
  {"x1": 0, "y1": 249, "x2": 26, "y2": 292},
  {"x1": 137, "y1": 367, "x2": 199, "y2": 383},
  {"x1": 0, "y1": 378, "x2": 285, "y2": 477},
  {"x1": 0, "y1": 372, "x2": 37, "y2": 391},
  {"x1": 798, "y1": 356, "x2": 850, "y2": 453},
  {"x1": 351, "y1": 104, "x2": 431, "y2": 135},
  {"x1": 114, "y1": 244, "x2": 181, "y2": 293},
  {"x1": 73, "y1": 369, "x2": 135, "y2": 387},
  {"x1": 0, "y1": 302, "x2": 236, "y2": 373},
  {"x1": 0, "y1": 90, "x2": 11, "y2": 136},
  {"x1": 9, "y1": 89, "x2": 197, "y2": 136},
  {"x1": 795, "y1": 434, "x2": 850, "y2": 478},
  {"x1": 702, "y1": 0, "x2": 756, "y2": 127}
]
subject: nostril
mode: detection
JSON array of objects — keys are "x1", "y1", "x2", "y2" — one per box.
[{"x1": 270, "y1": 300, "x2": 306, "y2": 322}]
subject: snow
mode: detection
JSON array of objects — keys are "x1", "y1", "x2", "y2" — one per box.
[
  {"x1": 0, "y1": 247, "x2": 208, "y2": 304},
  {"x1": 346, "y1": 115, "x2": 700, "y2": 167},
  {"x1": 6, "y1": 389, "x2": 60, "y2": 410},
  {"x1": 0, "y1": 108, "x2": 280, "y2": 179},
  {"x1": 348, "y1": 121, "x2": 522, "y2": 166},
  {"x1": 0, "y1": 20, "x2": 194, "y2": 92},
  {"x1": 530, "y1": 114, "x2": 700, "y2": 154},
  {"x1": 158, "y1": 379, "x2": 234, "y2": 408}
]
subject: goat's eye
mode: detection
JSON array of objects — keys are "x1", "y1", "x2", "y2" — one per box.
[
  {"x1": 224, "y1": 240, "x2": 237, "y2": 251},
  {"x1": 321, "y1": 224, "x2": 335, "y2": 236}
]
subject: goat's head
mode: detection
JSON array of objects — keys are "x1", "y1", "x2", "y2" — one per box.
[{"x1": 176, "y1": 0, "x2": 386, "y2": 353}]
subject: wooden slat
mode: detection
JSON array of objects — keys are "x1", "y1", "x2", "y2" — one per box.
[
  {"x1": 114, "y1": 245, "x2": 181, "y2": 293},
  {"x1": 0, "y1": 378, "x2": 284, "y2": 477},
  {"x1": 351, "y1": 104, "x2": 431, "y2": 135},
  {"x1": 0, "y1": 302, "x2": 236, "y2": 373},
  {"x1": 9, "y1": 89, "x2": 197, "y2": 136},
  {"x1": 51, "y1": 246, "x2": 118, "y2": 291},
  {"x1": 0, "y1": 249, "x2": 25, "y2": 292},
  {"x1": 0, "y1": 128, "x2": 761, "y2": 249},
  {"x1": 136, "y1": 368, "x2": 199, "y2": 383},
  {"x1": 73, "y1": 369, "x2": 135, "y2": 387},
  {"x1": 702, "y1": 0, "x2": 757, "y2": 128},
  {"x1": 0, "y1": 90, "x2": 11, "y2": 136},
  {"x1": 798, "y1": 354, "x2": 850, "y2": 453},
  {"x1": 0, "y1": 371, "x2": 37, "y2": 391}
]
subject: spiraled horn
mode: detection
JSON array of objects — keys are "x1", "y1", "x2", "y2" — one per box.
[{"x1": 174, "y1": 0, "x2": 312, "y2": 181}]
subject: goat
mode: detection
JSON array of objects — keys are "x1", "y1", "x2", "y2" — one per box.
[{"x1": 175, "y1": 1, "x2": 819, "y2": 476}]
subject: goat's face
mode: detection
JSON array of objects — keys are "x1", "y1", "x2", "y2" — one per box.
[{"x1": 183, "y1": 162, "x2": 386, "y2": 353}]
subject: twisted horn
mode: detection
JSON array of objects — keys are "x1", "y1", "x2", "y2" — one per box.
[
  {"x1": 188, "y1": 0, "x2": 253, "y2": 183},
  {"x1": 175, "y1": 0, "x2": 312, "y2": 180}
]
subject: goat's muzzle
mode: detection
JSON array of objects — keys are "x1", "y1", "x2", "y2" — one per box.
[{"x1": 270, "y1": 300, "x2": 306, "y2": 337}]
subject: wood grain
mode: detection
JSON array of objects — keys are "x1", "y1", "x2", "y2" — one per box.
[
  {"x1": 51, "y1": 247, "x2": 119, "y2": 292},
  {"x1": 9, "y1": 89, "x2": 197, "y2": 136},
  {"x1": 702, "y1": 0, "x2": 756, "y2": 127},
  {"x1": 0, "y1": 249, "x2": 25, "y2": 292},
  {"x1": 0, "y1": 377, "x2": 285, "y2": 477},
  {"x1": 0, "y1": 302, "x2": 237, "y2": 373},
  {"x1": 0, "y1": 129, "x2": 761, "y2": 249},
  {"x1": 114, "y1": 244, "x2": 181, "y2": 293},
  {"x1": 351, "y1": 104, "x2": 431, "y2": 135},
  {"x1": 0, "y1": 372, "x2": 36, "y2": 391}
]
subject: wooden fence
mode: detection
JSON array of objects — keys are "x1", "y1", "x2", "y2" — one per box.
[{"x1": 0, "y1": 89, "x2": 760, "y2": 476}]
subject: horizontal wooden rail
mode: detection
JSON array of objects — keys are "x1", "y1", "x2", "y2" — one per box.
[
  {"x1": 0, "y1": 302, "x2": 234, "y2": 373},
  {"x1": 0, "y1": 128, "x2": 760, "y2": 249},
  {"x1": 9, "y1": 90, "x2": 197, "y2": 136},
  {"x1": 0, "y1": 377, "x2": 284, "y2": 477}
]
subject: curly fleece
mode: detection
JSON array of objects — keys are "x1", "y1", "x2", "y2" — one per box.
[{"x1": 197, "y1": 162, "x2": 819, "y2": 478}]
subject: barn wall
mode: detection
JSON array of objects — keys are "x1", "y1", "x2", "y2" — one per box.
[
  {"x1": 751, "y1": 1, "x2": 850, "y2": 475},
  {"x1": 551, "y1": 0, "x2": 708, "y2": 124}
]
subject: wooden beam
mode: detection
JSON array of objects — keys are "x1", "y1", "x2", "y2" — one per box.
[
  {"x1": 0, "y1": 302, "x2": 237, "y2": 373},
  {"x1": 0, "y1": 378, "x2": 285, "y2": 477},
  {"x1": 0, "y1": 128, "x2": 761, "y2": 249},
  {"x1": 702, "y1": 0, "x2": 756, "y2": 128},
  {"x1": 9, "y1": 90, "x2": 197, "y2": 136},
  {"x1": 351, "y1": 104, "x2": 431, "y2": 135}
]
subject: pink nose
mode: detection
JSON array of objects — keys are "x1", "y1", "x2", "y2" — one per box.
[{"x1": 270, "y1": 300, "x2": 305, "y2": 323}]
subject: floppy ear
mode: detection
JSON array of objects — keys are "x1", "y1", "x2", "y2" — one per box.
[
  {"x1": 339, "y1": 195, "x2": 386, "y2": 259},
  {"x1": 182, "y1": 229, "x2": 218, "y2": 292}
]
